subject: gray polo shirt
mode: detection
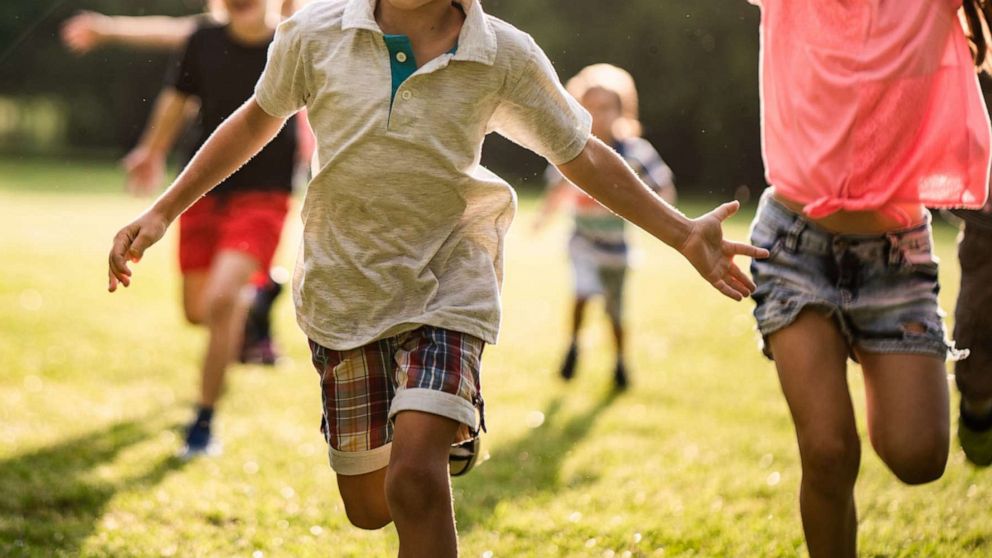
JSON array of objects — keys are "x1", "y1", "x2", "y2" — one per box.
[{"x1": 255, "y1": 0, "x2": 592, "y2": 350}]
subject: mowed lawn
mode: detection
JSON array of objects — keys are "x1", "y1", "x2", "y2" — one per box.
[{"x1": 0, "y1": 156, "x2": 989, "y2": 558}]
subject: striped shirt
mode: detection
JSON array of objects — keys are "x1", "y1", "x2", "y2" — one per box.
[{"x1": 545, "y1": 136, "x2": 674, "y2": 249}]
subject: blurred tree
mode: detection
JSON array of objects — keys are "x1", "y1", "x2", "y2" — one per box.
[
  {"x1": 0, "y1": 1, "x2": 201, "y2": 154},
  {"x1": 482, "y1": 0, "x2": 763, "y2": 196},
  {"x1": 0, "y1": 0, "x2": 764, "y2": 195}
]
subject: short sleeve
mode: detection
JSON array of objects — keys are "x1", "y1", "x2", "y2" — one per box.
[
  {"x1": 490, "y1": 37, "x2": 592, "y2": 166},
  {"x1": 254, "y1": 16, "x2": 310, "y2": 118},
  {"x1": 167, "y1": 32, "x2": 199, "y2": 96}
]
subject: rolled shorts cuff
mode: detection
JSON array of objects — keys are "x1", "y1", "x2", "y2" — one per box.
[
  {"x1": 329, "y1": 443, "x2": 392, "y2": 476},
  {"x1": 389, "y1": 388, "x2": 478, "y2": 431}
]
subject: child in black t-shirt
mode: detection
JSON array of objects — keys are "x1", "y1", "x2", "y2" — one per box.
[
  {"x1": 122, "y1": 0, "x2": 296, "y2": 458},
  {"x1": 62, "y1": 0, "x2": 311, "y2": 366}
]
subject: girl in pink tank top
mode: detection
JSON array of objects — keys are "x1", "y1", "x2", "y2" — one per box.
[{"x1": 746, "y1": 2, "x2": 992, "y2": 556}]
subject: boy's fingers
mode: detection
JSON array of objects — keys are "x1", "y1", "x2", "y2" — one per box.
[
  {"x1": 727, "y1": 273, "x2": 753, "y2": 298},
  {"x1": 729, "y1": 264, "x2": 756, "y2": 293},
  {"x1": 109, "y1": 230, "x2": 135, "y2": 277},
  {"x1": 711, "y1": 201, "x2": 741, "y2": 223},
  {"x1": 725, "y1": 240, "x2": 769, "y2": 259},
  {"x1": 713, "y1": 279, "x2": 743, "y2": 301},
  {"x1": 128, "y1": 232, "x2": 154, "y2": 261}
]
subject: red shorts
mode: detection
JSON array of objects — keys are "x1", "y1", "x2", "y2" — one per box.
[{"x1": 178, "y1": 191, "x2": 290, "y2": 281}]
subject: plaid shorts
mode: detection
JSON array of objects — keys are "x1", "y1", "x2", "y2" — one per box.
[{"x1": 308, "y1": 326, "x2": 485, "y2": 476}]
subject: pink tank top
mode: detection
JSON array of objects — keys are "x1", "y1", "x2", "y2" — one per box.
[{"x1": 755, "y1": 0, "x2": 991, "y2": 223}]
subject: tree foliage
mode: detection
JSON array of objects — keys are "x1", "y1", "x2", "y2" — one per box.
[{"x1": 0, "y1": 0, "x2": 764, "y2": 193}]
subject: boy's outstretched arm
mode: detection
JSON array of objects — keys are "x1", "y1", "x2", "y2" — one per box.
[
  {"x1": 123, "y1": 88, "x2": 198, "y2": 196},
  {"x1": 557, "y1": 137, "x2": 769, "y2": 301},
  {"x1": 108, "y1": 97, "x2": 288, "y2": 292},
  {"x1": 61, "y1": 11, "x2": 200, "y2": 54}
]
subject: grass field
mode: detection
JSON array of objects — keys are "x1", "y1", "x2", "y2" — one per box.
[{"x1": 1, "y1": 156, "x2": 989, "y2": 557}]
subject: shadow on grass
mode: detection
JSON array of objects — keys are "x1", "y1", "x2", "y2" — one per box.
[
  {"x1": 454, "y1": 387, "x2": 620, "y2": 533},
  {"x1": 0, "y1": 416, "x2": 187, "y2": 555}
]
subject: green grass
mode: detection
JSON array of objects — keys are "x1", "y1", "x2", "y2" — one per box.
[{"x1": 0, "y1": 156, "x2": 989, "y2": 557}]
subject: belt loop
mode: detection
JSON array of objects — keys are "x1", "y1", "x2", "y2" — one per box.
[
  {"x1": 886, "y1": 233, "x2": 902, "y2": 267},
  {"x1": 784, "y1": 217, "x2": 807, "y2": 253}
]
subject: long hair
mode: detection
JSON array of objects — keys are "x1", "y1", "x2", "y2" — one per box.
[
  {"x1": 962, "y1": 0, "x2": 992, "y2": 72},
  {"x1": 565, "y1": 64, "x2": 642, "y2": 140}
]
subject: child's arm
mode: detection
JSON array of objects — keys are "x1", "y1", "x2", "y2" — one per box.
[
  {"x1": 108, "y1": 98, "x2": 289, "y2": 292},
  {"x1": 558, "y1": 137, "x2": 766, "y2": 300},
  {"x1": 533, "y1": 179, "x2": 571, "y2": 232},
  {"x1": 61, "y1": 11, "x2": 201, "y2": 54},
  {"x1": 123, "y1": 88, "x2": 198, "y2": 196}
]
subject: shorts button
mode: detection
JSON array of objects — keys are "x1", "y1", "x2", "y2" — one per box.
[{"x1": 400, "y1": 90, "x2": 413, "y2": 101}]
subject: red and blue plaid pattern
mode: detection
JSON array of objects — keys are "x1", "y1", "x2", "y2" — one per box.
[{"x1": 308, "y1": 326, "x2": 484, "y2": 456}]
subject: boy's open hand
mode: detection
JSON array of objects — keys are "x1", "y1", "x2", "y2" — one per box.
[
  {"x1": 108, "y1": 211, "x2": 169, "y2": 292},
  {"x1": 678, "y1": 201, "x2": 769, "y2": 301},
  {"x1": 123, "y1": 147, "x2": 166, "y2": 197},
  {"x1": 61, "y1": 11, "x2": 108, "y2": 55}
]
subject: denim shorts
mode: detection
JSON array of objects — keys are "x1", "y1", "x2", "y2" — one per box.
[{"x1": 749, "y1": 191, "x2": 958, "y2": 362}]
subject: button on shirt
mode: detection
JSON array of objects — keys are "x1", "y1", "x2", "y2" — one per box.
[{"x1": 254, "y1": 0, "x2": 592, "y2": 350}]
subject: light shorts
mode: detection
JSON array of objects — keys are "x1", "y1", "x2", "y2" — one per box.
[
  {"x1": 307, "y1": 326, "x2": 485, "y2": 476},
  {"x1": 568, "y1": 233, "x2": 627, "y2": 323},
  {"x1": 749, "y1": 190, "x2": 958, "y2": 362}
]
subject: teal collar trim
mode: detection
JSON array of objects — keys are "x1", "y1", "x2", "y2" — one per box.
[
  {"x1": 384, "y1": 34, "x2": 417, "y2": 102},
  {"x1": 343, "y1": 0, "x2": 495, "y2": 66},
  {"x1": 383, "y1": 34, "x2": 459, "y2": 103}
]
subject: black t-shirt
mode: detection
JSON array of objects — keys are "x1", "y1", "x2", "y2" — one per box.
[{"x1": 168, "y1": 24, "x2": 297, "y2": 196}]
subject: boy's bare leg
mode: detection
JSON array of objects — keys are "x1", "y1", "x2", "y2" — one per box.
[
  {"x1": 336, "y1": 468, "x2": 392, "y2": 530},
  {"x1": 199, "y1": 250, "x2": 258, "y2": 407},
  {"x1": 611, "y1": 321, "x2": 625, "y2": 360},
  {"x1": 182, "y1": 271, "x2": 210, "y2": 325},
  {"x1": 768, "y1": 310, "x2": 859, "y2": 558},
  {"x1": 387, "y1": 411, "x2": 460, "y2": 558},
  {"x1": 571, "y1": 297, "x2": 588, "y2": 338},
  {"x1": 856, "y1": 351, "x2": 949, "y2": 484}
]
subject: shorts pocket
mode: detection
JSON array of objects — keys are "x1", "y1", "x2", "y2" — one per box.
[{"x1": 749, "y1": 222, "x2": 784, "y2": 262}]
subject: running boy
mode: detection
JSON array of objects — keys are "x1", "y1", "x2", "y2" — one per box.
[
  {"x1": 124, "y1": 0, "x2": 298, "y2": 457},
  {"x1": 744, "y1": 1, "x2": 991, "y2": 555},
  {"x1": 536, "y1": 63, "x2": 676, "y2": 389},
  {"x1": 65, "y1": 0, "x2": 310, "y2": 365},
  {"x1": 108, "y1": 0, "x2": 765, "y2": 554}
]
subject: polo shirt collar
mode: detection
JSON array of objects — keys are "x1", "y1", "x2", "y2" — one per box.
[{"x1": 342, "y1": 0, "x2": 497, "y2": 66}]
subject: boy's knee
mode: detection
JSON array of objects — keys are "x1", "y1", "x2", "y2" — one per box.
[
  {"x1": 800, "y1": 435, "x2": 861, "y2": 489},
  {"x1": 184, "y1": 304, "x2": 206, "y2": 325},
  {"x1": 204, "y1": 289, "x2": 239, "y2": 321},
  {"x1": 384, "y1": 458, "x2": 447, "y2": 516},
  {"x1": 341, "y1": 498, "x2": 391, "y2": 530}
]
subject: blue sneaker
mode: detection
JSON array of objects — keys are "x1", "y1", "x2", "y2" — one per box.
[{"x1": 180, "y1": 409, "x2": 221, "y2": 460}]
